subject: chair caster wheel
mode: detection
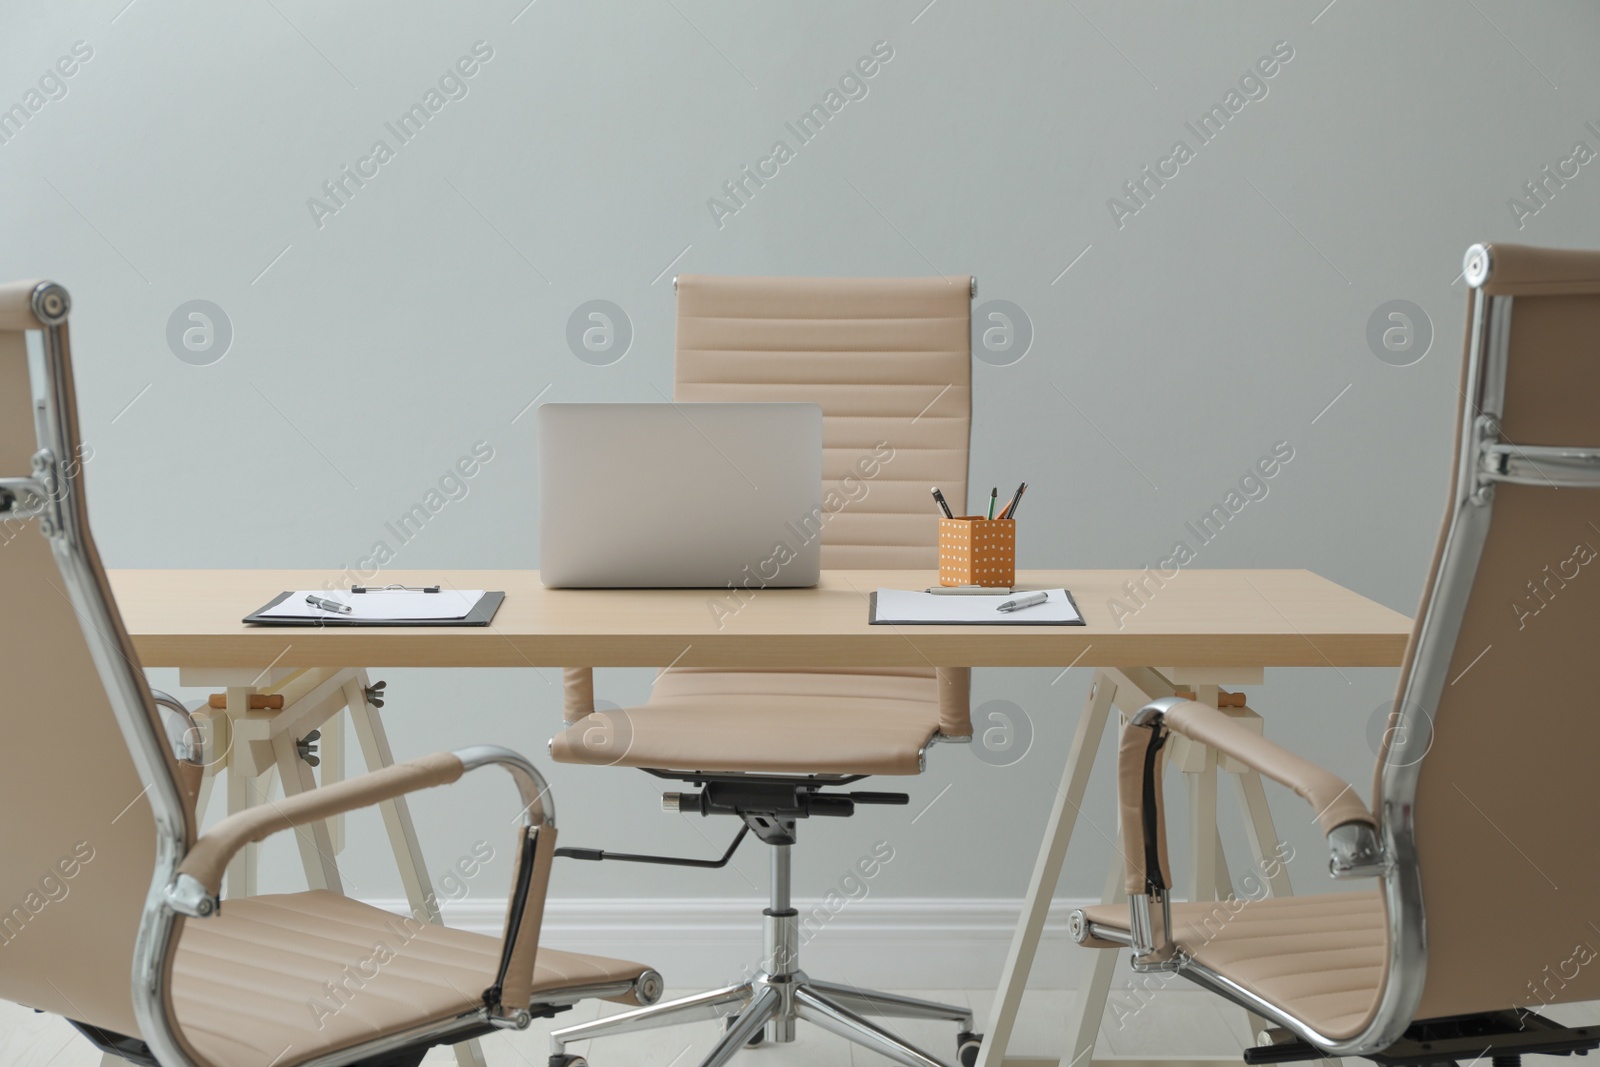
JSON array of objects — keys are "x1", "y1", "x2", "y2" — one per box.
[
  {"x1": 550, "y1": 1055, "x2": 587, "y2": 1067},
  {"x1": 725, "y1": 1014, "x2": 765, "y2": 1046},
  {"x1": 957, "y1": 1031, "x2": 983, "y2": 1067}
]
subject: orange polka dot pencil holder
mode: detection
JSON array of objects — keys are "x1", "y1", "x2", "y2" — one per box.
[{"x1": 938, "y1": 517, "x2": 1016, "y2": 588}]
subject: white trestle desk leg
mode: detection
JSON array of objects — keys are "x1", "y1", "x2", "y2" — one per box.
[
  {"x1": 1222, "y1": 705, "x2": 1293, "y2": 899},
  {"x1": 271, "y1": 728, "x2": 343, "y2": 893},
  {"x1": 192, "y1": 705, "x2": 224, "y2": 826},
  {"x1": 223, "y1": 669, "x2": 352, "y2": 897},
  {"x1": 1203, "y1": 805, "x2": 1270, "y2": 1040},
  {"x1": 976, "y1": 670, "x2": 1118, "y2": 1067},
  {"x1": 1185, "y1": 687, "x2": 1272, "y2": 1046},
  {"x1": 342, "y1": 672, "x2": 487, "y2": 1067},
  {"x1": 224, "y1": 687, "x2": 264, "y2": 898},
  {"x1": 1062, "y1": 861, "x2": 1123, "y2": 1067},
  {"x1": 1180, "y1": 684, "x2": 1220, "y2": 906},
  {"x1": 1182, "y1": 753, "x2": 1218, "y2": 905},
  {"x1": 344, "y1": 672, "x2": 441, "y2": 922},
  {"x1": 1231, "y1": 782, "x2": 1284, "y2": 1045},
  {"x1": 1216, "y1": 702, "x2": 1293, "y2": 1042},
  {"x1": 1234, "y1": 769, "x2": 1291, "y2": 895},
  {"x1": 322, "y1": 708, "x2": 345, "y2": 854},
  {"x1": 453, "y1": 1036, "x2": 489, "y2": 1067}
]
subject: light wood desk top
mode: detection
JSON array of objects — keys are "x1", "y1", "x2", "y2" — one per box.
[{"x1": 110, "y1": 569, "x2": 1412, "y2": 670}]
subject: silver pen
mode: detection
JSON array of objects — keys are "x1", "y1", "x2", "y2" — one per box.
[
  {"x1": 305, "y1": 594, "x2": 353, "y2": 614},
  {"x1": 996, "y1": 591, "x2": 1049, "y2": 613}
]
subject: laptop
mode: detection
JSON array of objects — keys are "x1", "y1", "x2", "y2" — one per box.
[{"x1": 537, "y1": 403, "x2": 824, "y2": 588}]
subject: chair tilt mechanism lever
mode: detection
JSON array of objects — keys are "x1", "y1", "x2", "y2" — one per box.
[
  {"x1": 664, "y1": 780, "x2": 910, "y2": 820},
  {"x1": 670, "y1": 780, "x2": 908, "y2": 845},
  {"x1": 554, "y1": 780, "x2": 911, "y2": 865}
]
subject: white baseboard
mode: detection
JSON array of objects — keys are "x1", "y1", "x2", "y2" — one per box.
[{"x1": 369, "y1": 896, "x2": 1097, "y2": 990}]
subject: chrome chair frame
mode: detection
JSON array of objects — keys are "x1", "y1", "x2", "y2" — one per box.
[
  {"x1": 12, "y1": 283, "x2": 660, "y2": 1067},
  {"x1": 1075, "y1": 243, "x2": 1600, "y2": 1058}
]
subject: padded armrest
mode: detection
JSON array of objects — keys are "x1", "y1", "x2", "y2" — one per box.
[
  {"x1": 1159, "y1": 700, "x2": 1374, "y2": 835},
  {"x1": 563, "y1": 667, "x2": 595, "y2": 724},
  {"x1": 176, "y1": 751, "x2": 465, "y2": 895},
  {"x1": 1117, "y1": 698, "x2": 1377, "y2": 964},
  {"x1": 172, "y1": 746, "x2": 560, "y2": 1026},
  {"x1": 1119, "y1": 718, "x2": 1171, "y2": 895},
  {"x1": 935, "y1": 667, "x2": 971, "y2": 738}
]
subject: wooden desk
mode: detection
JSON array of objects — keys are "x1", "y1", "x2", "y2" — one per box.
[
  {"x1": 116, "y1": 568, "x2": 1406, "y2": 669},
  {"x1": 111, "y1": 568, "x2": 1410, "y2": 1067}
]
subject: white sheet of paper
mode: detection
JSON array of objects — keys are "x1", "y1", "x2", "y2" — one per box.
[
  {"x1": 258, "y1": 590, "x2": 485, "y2": 621},
  {"x1": 872, "y1": 587, "x2": 1081, "y2": 625}
]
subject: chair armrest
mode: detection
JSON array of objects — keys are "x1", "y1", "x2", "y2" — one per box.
[
  {"x1": 1118, "y1": 712, "x2": 1172, "y2": 897},
  {"x1": 174, "y1": 751, "x2": 467, "y2": 897},
  {"x1": 935, "y1": 667, "x2": 971, "y2": 738},
  {"x1": 1117, "y1": 713, "x2": 1178, "y2": 969},
  {"x1": 149, "y1": 689, "x2": 205, "y2": 812},
  {"x1": 1154, "y1": 698, "x2": 1375, "y2": 834},
  {"x1": 150, "y1": 688, "x2": 206, "y2": 769},
  {"x1": 563, "y1": 667, "x2": 595, "y2": 724},
  {"x1": 166, "y1": 746, "x2": 558, "y2": 1028},
  {"x1": 1117, "y1": 697, "x2": 1381, "y2": 970}
]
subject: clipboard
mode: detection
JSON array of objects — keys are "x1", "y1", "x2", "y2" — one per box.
[
  {"x1": 244, "y1": 590, "x2": 506, "y2": 627},
  {"x1": 868, "y1": 588, "x2": 1085, "y2": 626}
]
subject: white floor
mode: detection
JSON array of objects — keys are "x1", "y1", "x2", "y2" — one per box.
[
  {"x1": 0, "y1": 987, "x2": 1258, "y2": 1067},
  {"x1": 8, "y1": 992, "x2": 1600, "y2": 1067}
]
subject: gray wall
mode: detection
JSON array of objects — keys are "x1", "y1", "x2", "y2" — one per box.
[{"x1": 4, "y1": 0, "x2": 1597, "y2": 917}]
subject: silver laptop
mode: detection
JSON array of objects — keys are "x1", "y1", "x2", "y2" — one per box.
[{"x1": 537, "y1": 403, "x2": 824, "y2": 588}]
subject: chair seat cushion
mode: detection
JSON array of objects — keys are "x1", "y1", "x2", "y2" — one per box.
[
  {"x1": 1080, "y1": 891, "x2": 1385, "y2": 1040},
  {"x1": 172, "y1": 890, "x2": 648, "y2": 1067},
  {"x1": 550, "y1": 668, "x2": 943, "y2": 776}
]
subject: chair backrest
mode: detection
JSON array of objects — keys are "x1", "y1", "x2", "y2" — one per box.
[
  {"x1": 673, "y1": 274, "x2": 972, "y2": 568},
  {"x1": 0, "y1": 281, "x2": 192, "y2": 1039},
  {"x1": 1376, "y1": 245, "x2": 1600, "y2": 1024}
]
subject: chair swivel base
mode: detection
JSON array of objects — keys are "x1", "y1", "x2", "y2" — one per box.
[
  {"x1": 550, "y1": 969, "x2": 979, "y2": 1067},
  {"x1": 549, "y1": 842, "x2": 979, "y2": 1067}
]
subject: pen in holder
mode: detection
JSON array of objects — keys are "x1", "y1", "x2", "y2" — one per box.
[{"x1": 938, "y1": 516, "x2": 1016, "y2": 588}]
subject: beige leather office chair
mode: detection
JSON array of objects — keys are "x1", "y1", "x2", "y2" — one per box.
[
  {"x1": 550, "y1": 275, "x2": 979, "y2": 1067},
  {"x1": 0, "y1": 280, "x2": 661, "y2": 1067},
  {"x1": 1070, "y1": 243, "x2": 1600, "y2": 1065}
]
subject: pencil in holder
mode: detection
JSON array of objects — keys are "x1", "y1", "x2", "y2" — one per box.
[{"x1": 938, "y1": 517, "x2": 1016, "y2": 588}]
